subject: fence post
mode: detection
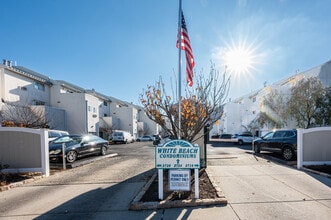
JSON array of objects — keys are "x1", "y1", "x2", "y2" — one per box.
[
  {"x1": 62, "y1": 143, "x2": 66, "y2": 170},
  {"x1": 297, "y1": 128, "x2": 303, "y2": 169}
]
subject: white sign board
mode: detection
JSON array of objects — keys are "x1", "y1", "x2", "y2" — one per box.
[
  {"x1": 169, "y1": 169, "x2": 190, "y2": 191},
  {"x1": 155, "y1": 139, "x2": 200, "y2": 169}
]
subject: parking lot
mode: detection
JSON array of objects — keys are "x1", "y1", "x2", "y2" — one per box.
[
  {"x1": 49, "y1": 141, "x2": 154, "y2": 170},
  {"x1": 50, "y1": 139, "x2": 328, "y2": 175}
]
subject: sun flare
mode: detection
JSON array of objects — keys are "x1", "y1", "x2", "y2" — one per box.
[{"x1": 224, "y1": 46, "x2": 254, "y2": 75}]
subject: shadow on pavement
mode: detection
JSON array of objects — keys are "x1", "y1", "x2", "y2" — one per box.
[
  {"x1": 50, "y1": 150, "x2": 116, "y2": 170},
  {"x1": 33, "y1": 168, "x2": 202, "y2": 219},
  {"x1": 253, "y1": 152, "x2": 331, "y2": 188},
  {"x1": 209, "y1": 141, "x2": 331, "y2": 188},
  {"x1": 33, "y1": 169, "x2": 161, "y2": 219},
  {"x1": 208, "y1": 141, "x2": 252, "y2": 150}
]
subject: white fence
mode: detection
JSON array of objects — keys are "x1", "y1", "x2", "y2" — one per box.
[
  {"x1": 0, "y1": 127, "x2": 49, "y2": 176},
  {"x1": 297, "y1": 127, "x2": 331, "y2": 169}
]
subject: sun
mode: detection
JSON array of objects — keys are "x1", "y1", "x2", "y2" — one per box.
[
  {"x1": 212, "y1": 36, "x2": 262, "y2": 80},
  {"x1": 224, "y1": 45, "x2": 255, "y2": 75}
]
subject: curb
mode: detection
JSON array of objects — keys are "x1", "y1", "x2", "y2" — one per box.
[
  {"x1": 69, "y1": 153, "x2": 118, "y2": 168},
  {"x1": 300, "y1": 167, "x2": 331, "y2": 178},
  {"x1": 0, "y1": 174, "x2": 45, "y2": 192},
  {"x1": 129, "y1": 170, "x2": 227, "y2": 210}
]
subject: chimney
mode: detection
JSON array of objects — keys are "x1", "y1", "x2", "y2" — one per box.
[{"x1": 3, "y1": 59, "x2": 7, "y2": 65}]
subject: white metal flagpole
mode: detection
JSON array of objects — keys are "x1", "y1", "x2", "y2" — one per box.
[{"x1": 177, "y1": 0, "x2": 182, "y2": 139}]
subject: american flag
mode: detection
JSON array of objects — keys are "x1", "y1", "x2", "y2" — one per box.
[{"x1": 177, "y1": 11, "x2": 195, "y2": 87}]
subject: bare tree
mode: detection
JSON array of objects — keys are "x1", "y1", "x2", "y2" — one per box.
[
  {"x1": 0, "y1": 103, "x2": 50, "y2": 128},
  {"x1": 140, "y1": 64, "x2": 230, "y2": 142},
  {"x1": 253, "y1": 112, "x2": 284, "y2": 130},
  {"x1": 142, "y1": 126, "x2": 151, "y2": 136},
  {"x1": 99, "y1": 119, "x2": 114, "y2": 140}
]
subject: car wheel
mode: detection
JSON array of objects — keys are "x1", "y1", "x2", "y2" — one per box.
[
  {"x1": 282, "y1": 147, "x2": 294, "y2": 161},
  {"x1": 238, "y1": 140, "x2": 243, "y2": 145},
  {"x1": 100, "y1": 146, "x2": 107, "y2": 156},
  {"x1": 137, "y1": 139, "x2": 140, "y2": 142},
  {"x1": 66, "y1": 150, "x2": 77, "y2": 163},
  {"x1": 254, "y1": 144, "x2": 260, "y2": 154}
]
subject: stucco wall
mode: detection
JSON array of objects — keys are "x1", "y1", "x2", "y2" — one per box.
[
  {"x1": 0, "y1": 127, "x2": 49, "y2": 176},
  {"x1": 297, "y1": 127, "x2": 331, "y2": 168},
  {"x1": 3, "y1": 68, "x2": 51, "y2": 105}
]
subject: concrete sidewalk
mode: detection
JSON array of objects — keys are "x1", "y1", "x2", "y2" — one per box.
[{"x1": 200, "y1": 145, "x2": 331, "y2": 220}]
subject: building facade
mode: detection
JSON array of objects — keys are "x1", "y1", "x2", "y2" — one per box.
[
  {"x1": 0, "y1": 59, "x2": 158, "y2": 139},
  {"x1": 211, "y1": 60, "x2": 331, "y2": 137},
  {"x1": 0, "y1": 61, "x2": 66, "y2": 130}
]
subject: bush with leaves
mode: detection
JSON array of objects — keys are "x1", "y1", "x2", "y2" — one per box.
[
  {"x1": 287, "y1": 77, "x2": 325, "y2": 128},
  {"x1": 0, "y1": 162, "x2": 10, "y2": 183},
  {"x1": 314, "y1": 86, "x2": 331, "y2": 126}
]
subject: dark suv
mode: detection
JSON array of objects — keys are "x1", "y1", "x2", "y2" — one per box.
[
  {"x1": 252, "y1": 129, "x2": 297, "y2": 160},
  {"x1": 152, "y1": 134, "x2": 161, "y2": 145}
]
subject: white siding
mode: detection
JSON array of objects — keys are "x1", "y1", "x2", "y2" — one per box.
[
  {"x1": 217, "y1": 60, "x2": 331, "y2": 135},
  {"x1": 86, "y1": 93, "x2": 99, "y2": 134},
  {"x1": 2, "y1": 67, "x2": 50, "y2": 106}
]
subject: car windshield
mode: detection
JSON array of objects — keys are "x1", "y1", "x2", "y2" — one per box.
[
  {"x1": 262, "y1": 132, "x2": 274, "y2": 139},
  {"x1": 52, "y1": 135, "x2": 82, "y2": 144}
]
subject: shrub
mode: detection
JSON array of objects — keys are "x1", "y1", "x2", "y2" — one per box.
[{"x1": 0, "y1": 162, "x2": 10, "y2": 183}]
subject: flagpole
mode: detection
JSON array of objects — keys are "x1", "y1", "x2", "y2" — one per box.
[{"x1": 177, "y1": 0, "x2": 182, "y2": 139}]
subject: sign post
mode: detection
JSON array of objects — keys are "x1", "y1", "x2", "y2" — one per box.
[{"x1": 155, "y1": 139, "x2": 200, "y2": 199}]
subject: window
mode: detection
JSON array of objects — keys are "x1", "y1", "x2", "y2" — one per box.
[
  {"x1": 48, "y1": 131, "x2": 59, "y2": 138},
  {"x1": 60, "y1": 88, "x2": 74, "y2": 93},
  {"x1": 284, "y1": 131, "x2": 295, "y2": 137},
  {"x1": 19, "y1": 86, "x2": 27, "y2": 91},
  {"x1": 93, "y1": 107, "x2": 96, "y2": 113},
  {"x1": 103, "y1": 101, "x2": 108, "y2": 106},
  {"x1": 35, "y1": 100, "x2": 45, "y2": 106},
  {"x1": 263, "y1": 132, "x2": 273, "y2": 139},
  {"x1": 103, "y1": 113, "x2": 108, "y2": 117},
  {"x1": 88, "y1": 106, "x2": 91, "y2": 112},
  {"x1": 274, "y1": 131, "x2": 286, "y2": 137},
  {"x1": 33, "y1": 82, "x2": 45, "y2": 91}
]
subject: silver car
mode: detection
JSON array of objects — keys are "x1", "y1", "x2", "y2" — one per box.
[{"x1": 136, "y1": 135, "x2": 153, "y2": 142}]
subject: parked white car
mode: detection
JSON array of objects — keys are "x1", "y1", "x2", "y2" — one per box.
[
  {"x1": 111, "y1": 130, "x2": 133, "y2": 144},
  {"x1": 232, "y1": 133, "x2": 255, "y2": 145}
]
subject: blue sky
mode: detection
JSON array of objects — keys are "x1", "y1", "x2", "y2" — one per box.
[{"x1": 1, "y1": 0, "x2": 330, "y2": 104}]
